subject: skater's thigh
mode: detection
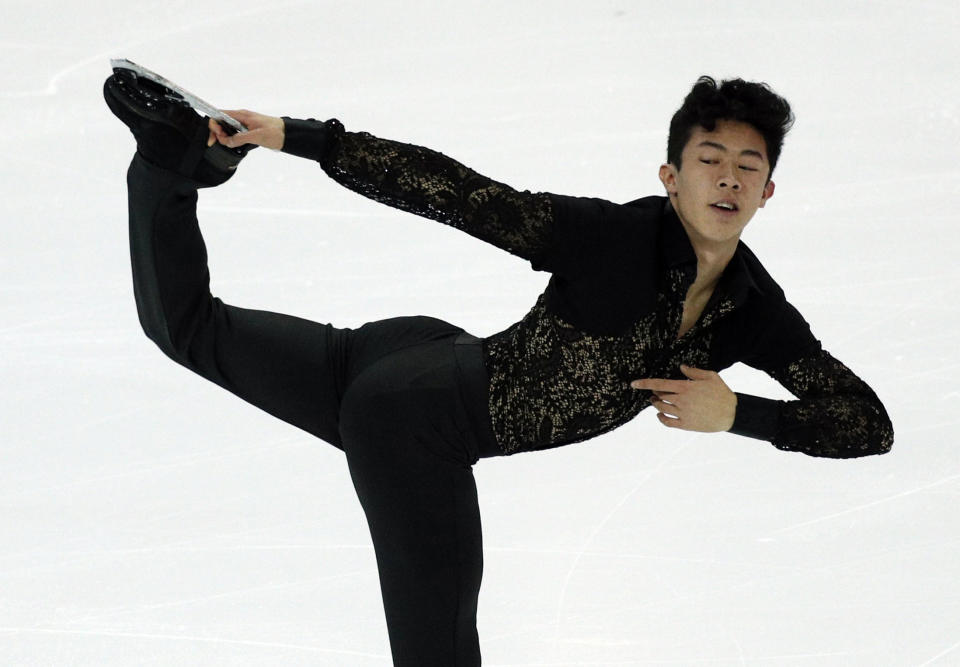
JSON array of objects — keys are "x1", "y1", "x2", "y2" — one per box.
[
  {"x1": 187, "y1": 297, "x2": 349, "y2": 448},
  {"x1": 341, "y1": 315, "x2": 464, "y2": 389},
  {"x1": 186, "y1": 308, "x2": 462, "y2": 450}
]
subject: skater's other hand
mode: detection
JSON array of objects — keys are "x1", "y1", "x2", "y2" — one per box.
[
  {"x1": 631, "y1": 364, "x2": 737, "y2": 432},
  {"x1": 209, "y1": 110, "x2": 285, "y2": 151}
]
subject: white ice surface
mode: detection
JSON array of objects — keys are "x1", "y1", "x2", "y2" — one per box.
[{"x1": 2, "y1": 1, "x2": 959, "y2": 665}]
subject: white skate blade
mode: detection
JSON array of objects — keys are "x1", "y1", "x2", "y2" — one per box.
[{"x1": 110, "y1": 58, "x2": 248, "y2": 134}]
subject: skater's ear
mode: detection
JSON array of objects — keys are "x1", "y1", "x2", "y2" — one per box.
[
  {"x1": 758, "y1": 179, "x2": 775, "y2": 208},
  {"x1": 658, "y1": 162, "x2": 679, "y2": 196}
]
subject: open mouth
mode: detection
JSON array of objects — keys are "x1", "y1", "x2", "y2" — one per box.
[{"x1": 711, "y1": 201, "x2": 739, "y2": 213}]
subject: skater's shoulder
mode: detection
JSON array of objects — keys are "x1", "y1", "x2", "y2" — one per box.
[{"x1": 724, "y1": 240, "x2": 796, "y2": 313}]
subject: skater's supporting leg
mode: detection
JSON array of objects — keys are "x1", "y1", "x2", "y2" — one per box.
[{"x1": 340, "y1": 336, "x2": 485, "y2": 667}]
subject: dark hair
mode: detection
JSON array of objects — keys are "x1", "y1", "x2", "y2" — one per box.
[{"x1": 667, "y1": 76, "x2": 794, "y2": 180}]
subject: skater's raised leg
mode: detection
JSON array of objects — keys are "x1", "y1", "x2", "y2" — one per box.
[
  {"x1": 104, "y1": 68, "x2": 349, "y2": 444},
  {"x1": 124, "y1": 153, "x2": 353, "y2": 445}
]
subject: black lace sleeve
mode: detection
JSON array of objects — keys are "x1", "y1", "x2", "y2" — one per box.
[
  {"x1": 284, "y1": 117, "x2": 555, "y2": 268},
  {"x1": 762, "y1": 348, "x2": 894, "y2": 458},
  {"x1": 730, "y1": 294, "x2": 894, "y2": 458}
]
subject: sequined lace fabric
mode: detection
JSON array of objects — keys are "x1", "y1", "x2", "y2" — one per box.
[
  {"x1": 324, "y1": 123, "x2": 552, "y2": 262},
  {"x1": 318, "y1": 121, "x2": 893, "y2": 458},
  {"x1": 768, "y1": 349, "x2": 894, "y2": 458},
  {"x1": 483, "y1": 266, "x2": 723, "y2": 453}
]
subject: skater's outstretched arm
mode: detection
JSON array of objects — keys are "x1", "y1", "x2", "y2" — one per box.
[{"x1": 214, "y1": 110, "x2": 568, "y2": 271}]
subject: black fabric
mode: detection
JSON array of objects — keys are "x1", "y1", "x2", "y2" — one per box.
[
  {"x1": 126, "y1": 153, "x2": 495, "y2": 665},
  {"x1": 454, "y1": 333, "x2": 503, "y2": 459},
  {"x1": 729, "y1": 392, "x2": 781, "y2": 440},
  {"x1": 280, "y1": 118, "x2": 893, "y2": 458},
  {"x1": 125, "y1": 111, "x2": 897, "y2": 662},
  {"x1": 280, "y1": 116, "x2": 338, "y2": 163}
]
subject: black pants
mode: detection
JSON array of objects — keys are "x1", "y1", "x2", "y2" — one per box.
[{"x1": 126, "y1": 153, "x2": 501, "y2": 666}]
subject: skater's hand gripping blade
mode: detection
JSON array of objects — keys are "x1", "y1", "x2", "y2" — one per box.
[{"x1": 110, "y1": 58, "x2": 247, "y2": 134}]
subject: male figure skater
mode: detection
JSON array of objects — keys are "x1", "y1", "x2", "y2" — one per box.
[{"x1": 104, "y1": 70, "x2": 893, "y2": 666}]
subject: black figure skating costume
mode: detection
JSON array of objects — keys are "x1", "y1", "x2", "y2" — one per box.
[{"x1": 105, "y1": 71, "x2": 892, "y2": 667}]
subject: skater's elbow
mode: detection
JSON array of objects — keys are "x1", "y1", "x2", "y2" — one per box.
[
  {"x1": 874, "y1": 425, "x2": 894, "y2": 456},
  {"x1": 846, "y1": 423, "x2": 894, "y2": 458},
  {"x1": 864, "y1": 409, "x2": 894, "y2": 456}
]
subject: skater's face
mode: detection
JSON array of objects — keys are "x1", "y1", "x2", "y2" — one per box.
[{"x1": 659, "y1": 120, "x2": 775, "y2": 249}]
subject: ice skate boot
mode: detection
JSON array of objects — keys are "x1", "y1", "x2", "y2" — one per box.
[{"x1": 103, "y1": 67, "x2": 254, "y2": 187}]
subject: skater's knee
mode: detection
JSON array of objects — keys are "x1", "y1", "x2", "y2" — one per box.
[
  {"x1": 134, "y1": 291, "x2": 215, "y2": 367},
  {"x1": 132, "y1": 295, "x2": 177, "y2": 358},
  {"x1": 139, "y1": 317, "x2": 191, "y2": 367}
]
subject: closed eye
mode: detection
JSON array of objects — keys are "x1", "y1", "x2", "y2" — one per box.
[{"x1": 700, "y1": 158, "x2": 759, "y2": 172}]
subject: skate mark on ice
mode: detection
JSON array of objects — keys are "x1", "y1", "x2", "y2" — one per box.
[
  {"x1": 834, "y1": 294, "x2": 936, "y2": 349},
  {"x1": 487, "y1": 545, "x2": 813, "y2": 577},
  {"x1": 0, "y1": 626, "x2": 385, "y2": 659},
  {"x1": 2, "y1": 433, "x2": 307, "y2": 502},
  {"x1": 764, "y1": 472, "x2": 960, "y2": 537},
  {"x1": 549, "y1": 439, "x2": 694, "y2": 650},
  {"x1": 0, "y1": 542, "x2": 375, "y2": 580},
  {"x1": 916, "y1": 638, "x2": 960, "y2": 666},
  {"x1": 63, "y1": 569, "x2": 369, "y2": 626},
  {"x1": 0, "y1": 0, "x2": 309, "y2": 99}
]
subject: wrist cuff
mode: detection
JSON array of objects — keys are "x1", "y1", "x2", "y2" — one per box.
[
  {"x1": 279, "y1": 117, "x2": 342, "y2": 163},
  {"x1": 729, "y1": 393, "x2": 782, "y2": 441}
]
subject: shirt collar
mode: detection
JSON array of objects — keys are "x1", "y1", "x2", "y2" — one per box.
[{"x1": 660, "y1": 200, "x2": 765, "y2": 306}]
